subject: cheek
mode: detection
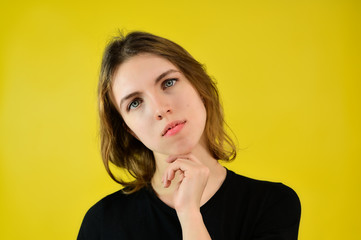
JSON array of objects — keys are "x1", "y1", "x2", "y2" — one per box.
[
  {"x1": 125, "y1": 117, "x2": 155, "y2": 144},
  {"x1": 126, "y1": 120, "x2": 144, "y2": 137},
  {"x1": 189, "y1": 94, "x2": 206, "y2": 116},
  {"x1": 176, "y1": 87, "x2": 201, "y2": 109}
]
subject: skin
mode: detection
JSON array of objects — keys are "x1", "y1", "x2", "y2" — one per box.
[{"x1": 112, "y1": 53, "x2": 226, "y2": 240}]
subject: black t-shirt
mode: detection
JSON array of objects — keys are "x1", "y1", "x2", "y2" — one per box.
[{"x1": 77, "y1": 168, "x2": 301, "y2": 240}]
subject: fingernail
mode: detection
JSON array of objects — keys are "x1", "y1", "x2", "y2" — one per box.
[{"x1": 166, "y1": 155, "x2": 175, "y2": 163}]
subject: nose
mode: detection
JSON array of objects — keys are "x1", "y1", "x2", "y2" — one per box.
[
  {"x1": 155, "y1": 108, "x2": 171, "y2": 120},
  {"x1": 151, "y1": 95, "x2": 172, "y2": 120}
]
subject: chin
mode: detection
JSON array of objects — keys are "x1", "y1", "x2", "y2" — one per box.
[
  {"x1": 152, "y1": 132, "x2": 206, "y2": 156},
  {"x1": 167, "y1": 139, "x2": 203, "y2": 155}
]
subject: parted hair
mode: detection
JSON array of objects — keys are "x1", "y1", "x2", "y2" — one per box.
[{"x1": 98, "y1": 31, "x2": 236, "y2": 193}]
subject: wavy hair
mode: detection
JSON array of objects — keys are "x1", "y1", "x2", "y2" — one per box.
[{"x1": 98, "y1": 31, "x2": 236, "y2": 193}]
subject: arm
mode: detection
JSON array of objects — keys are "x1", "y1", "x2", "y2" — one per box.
[
  {"x1": 177, "y1": 210, "x2": 211, "y2": 240},
  {"x1": 162, "y1": 154, "x2": 212, "y2": 240}
]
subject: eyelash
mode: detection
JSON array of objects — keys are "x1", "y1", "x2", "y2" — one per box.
[
  {"x1": 162, "y1": 78, "x2": 178, "y2": 89},
  {"x1": 127, "y1": 98, "x2": 143, "y2": 111},
  {"x1": 126, "y1": 78, "x2": 178, "y2": 111}
]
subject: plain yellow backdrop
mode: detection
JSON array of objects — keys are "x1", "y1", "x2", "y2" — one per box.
[{"x1": 1, "y1": 0, "x2": 360, "y2": 239}]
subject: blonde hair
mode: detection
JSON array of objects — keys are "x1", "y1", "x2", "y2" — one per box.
[{"x1": 98, "y1": 31, "x2": 236, "y2": 193}]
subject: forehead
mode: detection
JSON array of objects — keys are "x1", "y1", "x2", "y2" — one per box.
[{"x1": 112, "y1": 53, "x2": 177, "y2": 90}]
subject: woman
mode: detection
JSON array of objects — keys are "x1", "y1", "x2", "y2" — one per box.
[{"x1": 77, "y1": 31, "x2": 301, "y2": 240}]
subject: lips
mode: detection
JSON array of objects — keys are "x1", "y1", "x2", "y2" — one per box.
[{"x1": 161, "y1": 120, "x2": 186, "y2": 136}]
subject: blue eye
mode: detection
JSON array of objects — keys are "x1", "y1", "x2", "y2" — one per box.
[
  {"x1": 163, "y1": 79, "x2": 177, "y2": 89},
  {"x1": 128, "y1": 99, "x2": 142, "y2": 110}
]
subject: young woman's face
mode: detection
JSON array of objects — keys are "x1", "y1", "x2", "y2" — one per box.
[{"x1": 112, "y1": 53, "x2": 207, "y2": 156}]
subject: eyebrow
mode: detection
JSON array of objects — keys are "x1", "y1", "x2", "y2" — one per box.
[{"x1": 119, "y1": 69, "x2": 179, "y2": 108}]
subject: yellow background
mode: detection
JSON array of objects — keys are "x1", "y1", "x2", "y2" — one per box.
[{"x1": 1, "y1": 0, "x2": 360, "y2": 239}]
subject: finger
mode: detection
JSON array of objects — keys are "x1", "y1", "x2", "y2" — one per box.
[
  {"x1": 163, "y1": 171, "x2": 170, "y2": 188},
  {"x1": 179, "y1": 171, "x2": 185, "y2": 182},
  {"x1": 163, "y1": 159, "x2": 192, "y2": 187},
  {"x1": 163, "y1": 166, "x2": 182, "y2": 188},
  {"x1": 163, "y1": 170, "x2": 182, "y2": 188},
  {"x1": 167, "y1": 159, "x2": 197, "y2": 179},
  {"x1": 163, "y1": 178, "x2": 171, "y2": 188},
  {"x1": 166, "y1": 155, "x2": 186, "y2": 163},
  {"x1": 168, "y1": 168, "x2": 183, "y2": 182},
  {"x1": 166, "y1": 153, "x2": 196, "y2": 163}
]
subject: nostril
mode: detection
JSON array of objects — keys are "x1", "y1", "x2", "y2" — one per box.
[{"x1": 155, "y1": 106, "x2": 171, "y2": 120}]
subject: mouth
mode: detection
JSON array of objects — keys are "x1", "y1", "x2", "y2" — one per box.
[{"x1": 161, "y1": 120, "x2": 187, "y2": 137}]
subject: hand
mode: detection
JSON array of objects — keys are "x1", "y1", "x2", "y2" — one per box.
[{"x1": 162, "y1": 154, "x2": 210, "y2": 215}]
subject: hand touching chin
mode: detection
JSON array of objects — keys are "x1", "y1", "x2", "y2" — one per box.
[{"x1": 162, "y1": 154, "x2": 210, "y2": 213}]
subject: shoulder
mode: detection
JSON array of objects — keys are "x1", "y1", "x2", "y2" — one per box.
[
  {"x1": 84, "y1": 187, "x2": 147, "y2": 218},
  {"x1": 82, "y1": 189, "x2": 123, "y2": 216},
  {"x1": 227, "y1": 169, "x2": 300, "y2": 208},
  {"x1": 226, "y1": 169, "x2": 301, "y2": 238},
  {"x1": 77, "y1": 188, "x2": 148, "y2": 240}
]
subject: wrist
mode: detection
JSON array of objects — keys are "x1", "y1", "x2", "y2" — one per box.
[
  {"x1": 176, "y1": 208, "x2": 203, "y2": 226},
  {"x1": 176, "y1": 210, "x2": 211, "y2": 240}
]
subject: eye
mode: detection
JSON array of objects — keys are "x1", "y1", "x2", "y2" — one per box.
[
  {"x1": 127, "y1": 98, "x2": 142, "y2": 111},
  {"x1": 162, "y1": 79, "x2": 177, "y2": 89}
]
